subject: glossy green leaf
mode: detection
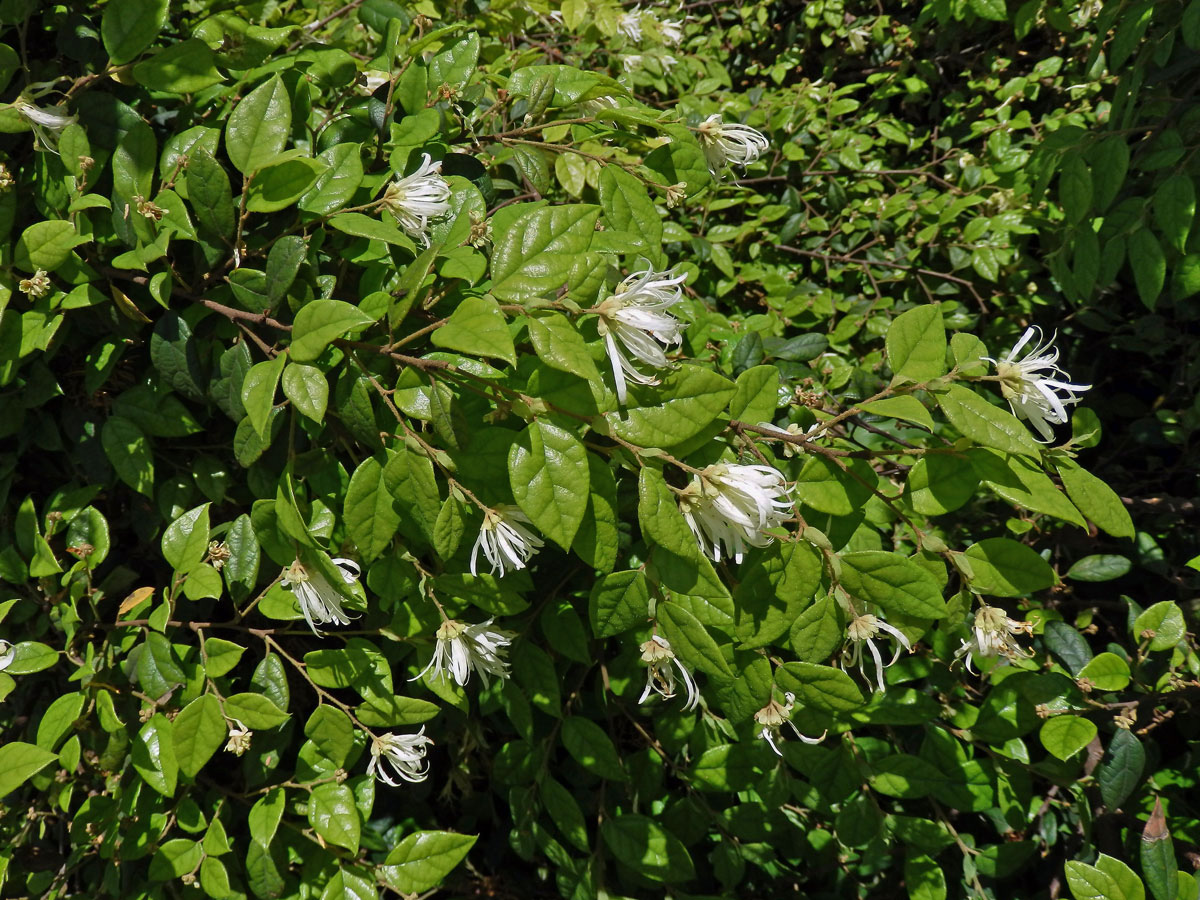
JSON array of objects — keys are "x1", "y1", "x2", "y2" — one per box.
[
  {"x1": 226, "y1": 75, "x2": 291, "y2": 175},
  {"x1": 508, "y1": 420, "x2": 589, "y2": 550},
  {"x1": 561, "y1": 716, "x2": 628, "y2": 781},
  {"x1": 102, "y1": 0, "x2": 168, "y2": 64},
  {"x1": 600, "y1": 815, "x2": 696, "y2": 883},
  {"x1": 887, "y1": 305, "x2": 946, "y2": 382},
  {"x1": 381, "y1": 831, "x2": 478, "y2": 893},
  {"x1": 961, "y1": 538, "x2": 1055, "y2": 596},
  {"x1": 173, "y1": 694, "x2": 226, "y2": 779}
]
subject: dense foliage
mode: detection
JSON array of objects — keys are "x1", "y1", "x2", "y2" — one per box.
[{"x1": 1, "y1": 1, "x2": 1198, "y2": 899}]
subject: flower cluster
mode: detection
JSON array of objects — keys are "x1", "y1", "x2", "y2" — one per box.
[
  {"x1": 413, "y1": 618, "x2": 515, "y2": 687},
  {"x1": 381, "y1": 153, "x2": 451, "y2": 246},
  {"x1": 841, "y1": 613, "x2": 911, "y2": 693},
  {"x1": 369, "y1": 729, "x2": 434, "y2": 786},
  {"x1": 755, "y1": 693, "x2": 824, "y2": 756},
  {"x1": 637, "y1": 635, "x2": 700, "y2": 710},
  {"x1": 986, "y1": 326, "x2": 1090, "y2": 442},
  {"x1": 595, "y1": 268, "x2": 688, "y2": 404},
  {"x1": 696, "y1": 115, "x2": 769, "y2": 174},
  {"x1": 677, "y1": 463, "x2": 793, "y2": 563},
  {"x1": 280, "y1": 557, "x2": 360, "y2": 636},
  {"x1": 955, "y1": 604, "x2": 1034, "y2": 673},
  {"x1": 470, "y1": 505, "x2": 544, "y2": 577}
]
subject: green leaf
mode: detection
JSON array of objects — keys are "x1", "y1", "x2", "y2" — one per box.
[
  {"x1": 0, "y1": 741, "x2": 58, "y2": 799},
  {"x1": 432, "y1": 295, "x2": 516, "y2": 365},
  {"x1": 151, "y1": 312, "x2": 206, "y2": 401},
  {"x1": 133, "y1": 713, "x2": 179, "y2": 796},
  {"x1": 428, "y1": 32, "x2": 479, "y2": 89},
  {"x1": 561, "y1": 716, "x2": 628, "y2": 781},
  {"x1": 186, "y1": 149, "x2": 235, "y2": 239},
  {"x1": 246, "y1": 157, "x2": 324, "y2": 213},
  {"x1": 1067, "y1": 554, "x2": 1131, "y2": 582},
  {"x1": 886, "y1": 305, "x2": 946, "y2": 382},
  {"x1": 490, "y1": 204, "x2": 599, "y2": 300},
  {"x1": 1142, "y1": 800, "x2": 1177, "y2": 900},
  {"x1": 729, "y1": 365, "x2": 780, "y2": 424},
  {"x1": 657, "y1": 602, "x2": 732, "y2": 678},
  {"x1": 173, "y1": 695, "x2": 226, "y2": 779},
  {"x1": 907, "y1": 453, "x2": 980, "y2": 514},
  {"x1": 839, "y1": 551, "x2": 947, "y2": 618},
  {"x1": 298, "y1": 143, "x2": 360, "y2": 216},
  {"x1": 790, "y1": 592, "x2": 845, "y2": 662},
  {"x1": 527, "y1": 313, "x2": 602, "y2": 382},
  {"x1": 1065, "y1": 861, "x2": 1125, "y2": 900},
  {"x1": 970, "y1": 449, "x2": 1087, "y2": 528},
  {"x1": 344, "y1": 457, "x2": 400, "y2": 563},
  {"x1": 1154, "y1": 175, "x2": 1194, "y2": 253},
  {"x1": 328, "y1": 211, "x2": 417, "y2": 249},
  {"x1": 935, "y1": 384, "x2": 1040, "y2": 456},
  {"x1": 36, "y1": 693, "x2": 83, "y2": 752},
  {"x1": 776, "y1": 662, "x2": 865, "y2": 713},
  {"x1": 600, "y1": 815, "x2": 696, "y2": 883},
  {"x1": 588, "y1": 570, "x2": 650, "y2": 637},
  {"x1": 869, "y1": 754, "x2": 945, "y2": 799},
  {"x1": 1039, "y1": 715, "x2": 1097, "y2": 761},
  {"x1": 223, "y1": 693, "x2": 290, "y2": 729},
  {"x1": 793, "y1": 455, "x2": 878, "y2": 515},
  {"x1": 1098, "y1": 728, "x2": 1145, "y2": 809},
  {"x1": 102, "y1": 0, "x2": 168, "y2": 64},
  {"x1": 1090, "y1": 136, "x2": 1130, "y2": 212},
  {"x1": 1059, "y1": 154, "x2": 1093, "y2": 224},
  {"x1": 381, "y1": 831, "x2": 477, "y2": 893},
  {"x1": 1133, "y1": 601, "x2": 1186, "y2": 651},
  {"x1": 1078, "y1": 653, "x2": 1131, "y2": 691},
  {"x1": 644, "y1": 124, "x2": 712, "y2": 197},
  {"x1": 961, "y1": 538, "x2": 1055, "y2": 596},
  {"x1": 541, "y1": 776, "x2": 589, "y2": 850},
  {"x1": 101, "y1": 416, "x2": 155, "y2": 495},
  {"x1": 203, "y1": 637, "x2": 245, "y2": 679},
  {"x1": 1129, "y1": 229, "x2": 1166, "y2": 310},
  {"x1": 265, "y1": 236, "x2": 308, "y2": 305},
  {"x1": 1056, "y1": 460, "x2": 1135, "y2": 539},
  {"x1": 356, "y1": 695, "x2": 441, "y2": 727},
  {"x1": 241, "y1": 354, "x2": 286, "y2": 438},
  {"x1": 906, "y1": 853, "x2": 948, "y2": 900},
  {"x1": 308, "y1": 783, "x2": 361, "y2": 854},
  {"x1": 14, "y1": 220, "x2": 89, "y2": 273},
  {"x1": 599, "y1": 165, "x2": 663, "y2": 252},
  {"x1": 0, "y1": 641, "x2": 54, "y2": 675},
  {"x1": 859, "y1": 395, "x2": 936, "y2": 432},
  {"x1": 508, "y1": 420, "x2": 589, "y2": 550},
  {"x1": 282, "y1": 362, "x2": 329, "y2": 422},
  {"x1": 609, "y1": 364, "x2": 736, "y2": 447},
  {"x1": 225, "y1": 75, "x2": 291, "y2": 175},
  {"x1": 133, "y1": 38, "x2": 224, "y2": 92},
  {"x1": 161, "y1": 502, "x2": 211, "y2": 574}
]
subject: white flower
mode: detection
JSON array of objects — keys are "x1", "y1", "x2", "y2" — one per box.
[
  {"x1": 841, "y1": 613, "x2": 911, "y2": 693},
  {"x1": 12, "y1": 97, "x2": 76, "y2": 153},
  {"x1": 224, "y1": 719, "x2": 252, "y2": 756},
  {"x1": 617, "y1": 7, "x2": 645, "y2": 41},
  {"x1": 621, "y1": 54, "x2": 644, "y2": 73},
  {"x1": 595, "y1": 268, "x2": 687, "y2": 404},
  {"x1": 659, "y1": 18, "x2": 684, "y2": 45},
  {"x1": 660, "y1": 53, "x2": 679, "y2": 73},
  {"x1": 638, "y1": 635, "x2": 700, "y2": 711},
  {"x1": 368, "y1": 729, "x2": 433, "y2": 786},
  {"x1": 755, "y1": 693, "x2": 824, "y2": 756},
  {"x1": 413, "y1": 618, "x2": 515, "y2": 687},
  {"x1": 280, "y1": 557, "x2": 360, "y2": 636},
  {"x1": 984, "y1": 326, "x2": 1091, "y2": 442},
  {"x1": 381, "y1": 153, "x2": 451, "y2": 246},
  {"x1": 18, "y1": 270, "x2": 51, "y2": 298},
  {"x1": 0, "y1": 640, "x2": 15, "y2": 673},
  {"x1": 470, "y1": 504, "x2": 544, "y2": 577},
  {"x1": 955, "y1": 604, "x2": 1034, "y2": 674},
  {"x1": 696, "y1": 114, "x2": 769, "y2": 174},
  {"x1": 677, "y1": 463, "x2": 793, "y2": 564}
]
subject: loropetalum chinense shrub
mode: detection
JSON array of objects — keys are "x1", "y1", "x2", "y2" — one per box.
[{"x1": 0, "y1": 2, "x2": 1197, "y2": 899}]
